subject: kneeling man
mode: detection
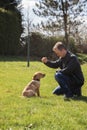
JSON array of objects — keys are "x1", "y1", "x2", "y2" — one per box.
[{"x1": 41, "y1": 42, "x2": 84, "y2": 99}]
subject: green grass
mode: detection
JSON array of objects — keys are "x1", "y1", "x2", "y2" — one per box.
[{"x1": 0, "y1": 56, "x2": 87, "y2": 130}]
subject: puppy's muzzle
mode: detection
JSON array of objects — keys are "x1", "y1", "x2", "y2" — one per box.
[{"x1": 43, "y1": 74, "x2": 46, "y2": 77}]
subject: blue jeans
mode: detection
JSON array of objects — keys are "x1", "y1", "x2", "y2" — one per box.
[{"x1": 53, "y1": 72, "x2": 73, "y2": 97}]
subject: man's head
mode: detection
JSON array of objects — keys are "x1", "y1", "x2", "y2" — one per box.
[{"x1": 53, "y1": 42, "x2": 67, "y2": 57}]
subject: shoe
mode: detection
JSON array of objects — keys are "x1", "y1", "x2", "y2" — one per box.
[
  {"x1": 64, "y1": 94, "x2": 73, "y2": 100},
  {"x1": 73, "y1": 88, "x2": 82, "y2": 97}
]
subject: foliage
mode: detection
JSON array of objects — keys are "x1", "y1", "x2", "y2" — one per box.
[
  {"x1": 77, "y1": 53, "x2": 87, "y2": 64},
  {"x1": 0, "y1": 0, "x2": 23, "y2": 55},
  {"x1": 33, "y1": 0, "x2": 87, "y2": 47},
  {"x1": 0, "y1": 0, "x2": 21, "y2": 11},
  {"x1": 0, "y1": 8, "x2": 23, "y2": 55},
  {"x1": 0, "y1": 56, "x2": 87, "y2": 130},
  {"x1": 23, "y1": 32, "x2": 76, "y2": 58}
]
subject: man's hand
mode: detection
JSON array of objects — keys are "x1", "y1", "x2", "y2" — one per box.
[{"x1": 41, "y1": 57, "x2": 48, "y2": 63}]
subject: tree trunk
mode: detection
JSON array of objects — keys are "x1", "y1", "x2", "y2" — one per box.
[
  {"x1": 64, "y1": 13, "x2": 69, "y2": 48},
  {"x1": 61, "y1": 0, "x2": 69, "y2": 48}
]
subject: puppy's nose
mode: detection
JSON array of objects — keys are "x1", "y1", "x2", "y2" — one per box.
[{"x1": 43, "y1": 74, "x2": 46, "y2": 77}]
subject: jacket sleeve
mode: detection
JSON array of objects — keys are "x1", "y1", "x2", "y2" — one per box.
[
  {"x1": 44, "y1": 59, "x2": 62, "y2": 69},
  {"x1": 60, "y1": 56, "x2": 78, "y2": 75}
]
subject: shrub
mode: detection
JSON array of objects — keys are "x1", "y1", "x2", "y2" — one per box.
[{"x1": 0, "y1": 8, "x2": 23, "y2": 55}]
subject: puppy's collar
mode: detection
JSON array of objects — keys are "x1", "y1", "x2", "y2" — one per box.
[{"x1": 35, "y1": 79, "x2": 40, "y2": 81}]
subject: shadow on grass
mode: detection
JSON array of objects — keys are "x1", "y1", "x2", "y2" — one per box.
[
  {"x1": 0, "y1": 56, "x2": 41, "y2": 62},
  {"x1": 0, "y1": 56, "x2": 26, "y2": 61},
  {"x1": 72, "y1": 95, "x2": 87, "y2": 103}
]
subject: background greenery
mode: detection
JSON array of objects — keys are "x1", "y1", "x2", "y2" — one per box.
[
  {"x1": 23, "y1": 32, "x2": 76, "y2": 58},
  {"x1": 0, "y1": 56, "x2": 87, "y2": 130},
  {"x1": 0, "y1": 8, "x2": 22, "y2": 55},
  {"x1": 0, "y1": 0, "x2": 23, "y2": 55},
  {"x1": 0, "y1": 0, "x2": 87, "y2": 57}
]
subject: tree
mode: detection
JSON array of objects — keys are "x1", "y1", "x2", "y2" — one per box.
[
  {"x1": 33, "y1": 0, "x2": 87, "y2": 48},
  {"x1": 0, "y1": 0, "x2": 23, "y2": 55},
  {"x1": 0, "y1": 0, "x2": 21, "y2": 10}
]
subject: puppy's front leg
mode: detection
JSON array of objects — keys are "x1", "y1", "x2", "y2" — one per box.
[{"x1": 37, "y1": 89, "x2": 40, "y2": 97}]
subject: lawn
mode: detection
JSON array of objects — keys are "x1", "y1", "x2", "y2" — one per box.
[{"x1": 0, "y1": 56, "x2": 87, "y2": 130}]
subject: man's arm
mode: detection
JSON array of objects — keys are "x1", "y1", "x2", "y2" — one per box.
[{"x1": 41, "y1": 57, "x2": 62, "y2": 69}]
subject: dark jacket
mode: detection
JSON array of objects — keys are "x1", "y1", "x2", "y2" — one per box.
[{"x1": 45, "y1": 51, "x2": 84, "y2": 87}]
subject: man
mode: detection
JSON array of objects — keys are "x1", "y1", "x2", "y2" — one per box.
[{"x1": 41, "y1": 42, "x2": 84, "y2": 99}]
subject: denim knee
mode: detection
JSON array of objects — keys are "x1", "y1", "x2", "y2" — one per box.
[{"x1": 55, "y1": 72, "x2": 63, "y2": 82}]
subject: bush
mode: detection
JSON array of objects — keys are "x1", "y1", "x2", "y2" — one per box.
[
  {"x1": 22, "y1": 32, "x2": 77, "y2": 59},
  {"x1": 0, "y1": 8, "x2": 22, "y2": 55},
  {"x1": 28, "y1": 32, "x2": 76, "y2": 59}
]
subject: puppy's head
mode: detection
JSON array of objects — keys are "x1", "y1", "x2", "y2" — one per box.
[{"x1": 32, "y1": 72, "x2": 45, "y2": 81}]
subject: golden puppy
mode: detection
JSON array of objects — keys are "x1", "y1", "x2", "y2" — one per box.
[{"x1": 22, "y1": 72, "x2": 45, "y2": 97}]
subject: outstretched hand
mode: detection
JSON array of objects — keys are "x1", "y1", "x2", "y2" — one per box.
[{"x1": 41, "y1": 57, "x2": 48, "y2": 63}]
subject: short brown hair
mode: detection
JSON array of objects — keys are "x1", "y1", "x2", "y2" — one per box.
[{"x1": 53, "y1": 42, "x2": 66, "y2": 51}]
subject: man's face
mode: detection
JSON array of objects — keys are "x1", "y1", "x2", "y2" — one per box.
[{"x1": 53, "y1": 48, "x2": 66, "y2": 57}]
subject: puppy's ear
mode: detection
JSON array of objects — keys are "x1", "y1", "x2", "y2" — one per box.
[{"x1": 32, "y1": 75, "x2": 37, "y2": 80}]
